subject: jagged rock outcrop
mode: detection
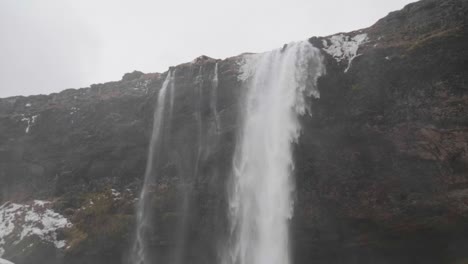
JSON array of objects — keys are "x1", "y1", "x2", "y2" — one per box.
[{"x1": 0, "y1": 0, "x2": 467, "y2": 263}]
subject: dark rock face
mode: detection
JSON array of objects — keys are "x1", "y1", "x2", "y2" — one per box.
[
  {"x1": 297, "y1": 0, "x2": 468, "y2": 263},
  {"x1": 122, "y1": 71, "x2": 145, "y2": 82},
  {"x1": 0, "y1": 0, "x2": 467, "y2": 263}
]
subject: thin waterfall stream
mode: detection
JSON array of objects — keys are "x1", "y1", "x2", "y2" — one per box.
[
  {"x1": 132, "y1": 70, "x2": 174, "y2": 264},
  {"x1": 171, "y1": 66, "x2": 205, "y2": 264},
  {"x1": 211, "y1": 62, "x2": 221, "y2": 134}
]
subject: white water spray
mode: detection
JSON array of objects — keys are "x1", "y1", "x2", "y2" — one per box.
[
  {"x1": 226, "y1": 41, "x2": 325, "y2": 264},
  {"x1": 132, "y1": 70, "x2": 174, "y2": 264}
]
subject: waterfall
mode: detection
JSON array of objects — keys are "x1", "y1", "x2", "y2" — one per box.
[
  {"x1": 169, "y1": 69, "x2": 176, "y2": 118},
  {"x1": 225, "y1": 41, "x2": 325, "y2": 264},
  {"x1": 211, "y1": 62, "x2": 221, "y2": 134},
  {"x1": 132, "y1": 70, "x2": 174, "y2": 264},
  {"x1": 170, "y1": 66, "x2": 205, "y2": 264}
]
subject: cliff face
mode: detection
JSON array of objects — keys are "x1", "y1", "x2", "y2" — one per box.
[
  {"x1": 0, "y1": 0, "x2": 467, "y2": 263},
  {"x1": 298, "y1": 0, "x2": 468, "y2": 262}
]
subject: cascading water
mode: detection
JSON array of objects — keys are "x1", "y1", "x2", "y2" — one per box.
[
  {"x1": 225, "y1": 41, "x2": 325, "y2": 264},
  {"x1": 169, "y1": 69, "x2": 176, "y2": 118},
  {"x1": 132, "y1": 70, "x2": 174, "y2": 264},
  {"x1": 170, "y1": 66, "x2": 207, "y2": 264},
  {"x1": 211, "y1": 62, "x2": 221, "y2": 134}
]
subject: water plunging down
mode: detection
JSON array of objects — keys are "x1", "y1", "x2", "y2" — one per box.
[
  {"x1": 225, "y1": 41, "x2": 325, "y2": 264},
  {"x1": 132, "y1": 70, "x2": 174, "y2": 264},
  {"x1": 211, "y1": 62, "x2": 221, "y2": 134},
  {"x1": 170, "y1": 66, "x2": 205, "y2": 264}
]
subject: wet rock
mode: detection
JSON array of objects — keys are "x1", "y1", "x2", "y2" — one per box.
[{"x1": 0, "y1": 0, "x2": 467, "y2": 263}]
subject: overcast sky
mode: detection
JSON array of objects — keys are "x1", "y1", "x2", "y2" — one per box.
[{"x1": 0, "y1": 0, "x2": 415, "y2": 98}]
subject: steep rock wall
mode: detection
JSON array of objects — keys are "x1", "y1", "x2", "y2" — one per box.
[{"x1": 0, "y1": 0, "x2": 467, "y2": 263}]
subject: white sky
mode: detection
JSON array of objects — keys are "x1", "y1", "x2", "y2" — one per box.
[{"x1": 0, "y1": 0, "x2": 415, "y2": 98}]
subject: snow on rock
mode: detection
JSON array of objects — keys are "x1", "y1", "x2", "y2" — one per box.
[
  {"x1": 20, "y1": 115, "x2": 39, "y2": 134},
  {"x1": 0, "y1": 258, "x2": 14, "y2": 264},
  {"x1": 70, "y1": 107, "x2": 79, "y2": 115},
  {"x1": 111, "y1": 189, "x2": 122, "y2": 200},
  {"x1": 132, "y1": 79, "x2": 151, "y2": 94},
  {"x1": 322, "y1": 33, "x2": 368, "y2": 72},
  {"x1": 0, "y1": 200, "x2": 71, "y2": 257}
]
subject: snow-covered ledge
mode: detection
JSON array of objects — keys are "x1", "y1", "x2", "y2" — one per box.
[
  {"x1": 322, "y1": 33, "x2": 369, "y2": 73},
  {"x1": 0, "y1": 200, "x2": 72, "y2": 257}
]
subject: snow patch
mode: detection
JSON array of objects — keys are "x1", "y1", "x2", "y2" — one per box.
[
  {"x1": 322, "y1": 33, "x2": 368, "y2": 72},
  {"x1": 131, "y1": 79, "x2": 151, "y2": 94},
  {"x1": 25, "y1": 103, "x2": 31, "y2": 108},
  {"x1": 70, "y1": 107, "x2": 79, "y2": 115},
  {"x1": 0, "y1": 258, "x2": 14, "y2": 264},
  {"x1": 33, "y1": 200, "x2": 47, "y2": 207},
  {"x1": 111, "y1": 189, "x2": 121, "y2": 200},
  {"x1": 0, "y1": 201, "x2": 71, "y2": 257},
  {"x1": 21, "y1": 115, "x2": 39, "y2": 134}
]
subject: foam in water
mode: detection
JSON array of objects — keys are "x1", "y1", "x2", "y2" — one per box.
[
  {"x1": 132, "y1": 70, "x2": 174, "y2": 264},
  {"x1": 225, "y1": 41, "x2": 325, "y2": 264}
]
